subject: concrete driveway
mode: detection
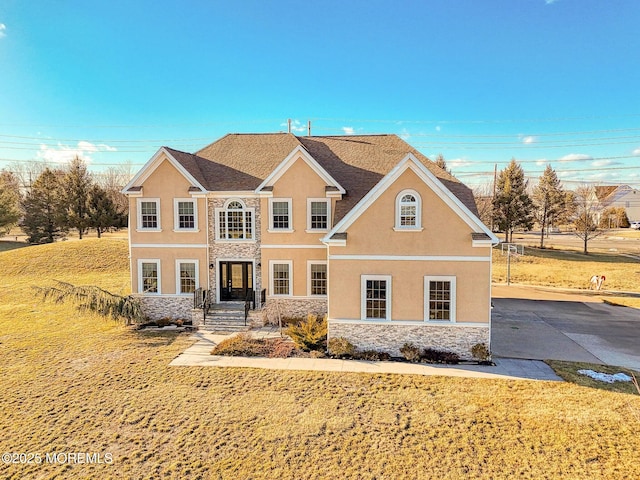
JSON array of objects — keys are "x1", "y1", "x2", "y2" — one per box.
[{"x1": 491, "y1": 285, "x2": 640, "y2": 370}]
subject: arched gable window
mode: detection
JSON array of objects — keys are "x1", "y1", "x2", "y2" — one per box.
[
  {"x1": 216, "y1": 199, "x2": 254, "y2": 240},
  {"x1": 395, "y1": 190, "x2": 422, "y2": 230}
]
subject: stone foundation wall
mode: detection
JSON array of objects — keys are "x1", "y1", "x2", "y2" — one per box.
[
  {"x1": 138, "y1": 296, "x2": 193, "y2": 322},
  {"x1": 328, "y1": 322, "x2": 489, "y2": 359},
  {"x1": 262, "y1": 298, "x2": 328, "y2": 325}
]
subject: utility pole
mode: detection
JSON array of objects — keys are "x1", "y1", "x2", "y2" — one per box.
[
  {"x1": 491, "y1": 163, "x2": 497, "y2": 232},
  {"x1": 307, "y1": 120, "x2": 311, "y2": 136}
]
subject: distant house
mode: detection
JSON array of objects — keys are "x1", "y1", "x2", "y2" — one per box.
[
  {"x1": 122, "y1": 133, "x2": 498, "y2": 357},
  {"x1": 595, "y1": 185, "x2": 640, "y2": 223}
]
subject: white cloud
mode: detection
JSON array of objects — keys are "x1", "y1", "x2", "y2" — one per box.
[
  {"x1": 591, "y1": 159, "x2": 614, "y2": 168},
  {"x1": 522, "y1": 136, "x2": 536, "y2": 144},
  {"x1": 535, "y1": 158, "x2": 548, "y2": 166},
  {"x1": 0, "y1": 23, "x2": 6, "y2": 38},
  {"x1": 279, "y1": 119, "x2": 306, "y2": 133},
  {"x1": 559, "y1": 153, "x2": 592, "y2": 162},
  {"x1": 36, "y1": 141, "x2": 117, "y2": 164},
  {"x1": 435, "y1": 126, "x2": 441, "y2": 132},
  {"x1": 632, "y1": 147, "x2": 640, "y2": 156},
  {"x1": 399, "y1": 128, "x2": 410, "y2": 141},
  {"x1": 545, "y1": 0, "x2": 558, "y2": 4},
  {"x1": 448, "y1": 158, "x2": 473, "y2": 169},
  {"x1": 342, "y1": 127, "x2": 355, "y2": 135}
]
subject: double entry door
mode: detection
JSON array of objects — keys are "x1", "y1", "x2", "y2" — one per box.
[{"x1": 219, "y1": 261, "x2": 253, "y2": 301}]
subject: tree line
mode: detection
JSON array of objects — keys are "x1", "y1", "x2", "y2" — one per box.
[
  {"x1": 0, "y1": 157, "x2": 128, "y2": 243},
  {"x1": 479, "y1": 159, "x2": 627, "y2": 254}
]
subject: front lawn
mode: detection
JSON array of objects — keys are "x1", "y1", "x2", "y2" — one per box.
[{"x1": 1, "y1": 240, "x2": 640, "y2": 479}]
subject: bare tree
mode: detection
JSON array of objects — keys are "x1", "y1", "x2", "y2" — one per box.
[
  {"x1": 572, "y1": 185, "x2": 603, "y2": 255},
  {"x1": 473, "y1": 183, "x2": 493, "y2": 228}
]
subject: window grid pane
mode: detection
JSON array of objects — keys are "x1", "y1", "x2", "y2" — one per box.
[
  {"x1": 429, "y1": 280, "x2": 451, "y2": 320},
  {"x1": 273, "y1": 264, "x2": 290, "y2": 295},
  {"x1": 227, "y1": 210, "x2": 244, "y2": 239},
  {"x1": 310, "y1": 201, "x2": 328, "y2": 230},
  {"x1": 310, "y1": 264, "x2": 327, "y2": 295},
  {"x1": 141, "y1": 202, "x2": 158, "y2": 229},
  {"x1": 400, "y1": 205, "x2": 416, "y2": 226},
  {"x1": 179, "y1": 263, "x2": 196, "y2": 294},
  {"x1": 366, "y1": 280, "x2": 387, "y2": 319},
  {"x1": 178, "y1": 201, "x2": 195, "y2": 229},
  {"x1": 141, "y1": 262, "x2": 158, "y2": 293},
  {"x1": 272, "y1": 202, "x2": 290, "y2": 229}
]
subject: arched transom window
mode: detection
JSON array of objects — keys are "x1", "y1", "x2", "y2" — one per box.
[
  {"x1": 217, "y1": 199, "x2": 254, "y2": 240},
  {"x1": 395, "y1": 190, "x2": 422, "y2": 230}
]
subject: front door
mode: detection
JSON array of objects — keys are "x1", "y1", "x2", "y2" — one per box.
[{"x1": 219, "y1": 262, "x2": 253, "y2": 301}]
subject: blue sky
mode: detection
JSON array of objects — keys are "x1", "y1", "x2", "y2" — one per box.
[{"x1": 1, "y1": 0, "x2": 639, "y2": 188}]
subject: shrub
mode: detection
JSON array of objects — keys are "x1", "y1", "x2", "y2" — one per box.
[
  {"x1": 471, "y1": 343, "x2": 491, "y2": 362},
  {"x1": 156, "y1": 317, "x2": 171, "y2": 327},
  {"x1": 211, "y1": 333, "x2": 269, "y2": 357},
  {"x1": 400, "y1": 343, "x2": 421, "y2": 362},
  {"x1": 356, "y1": 350, "x2": 391, "y2": 361},
  {"x1": 328, "y1": 337, "x2": 356, "y2": 358},
  {"x1": 266, "y1": 339, "x2": 297, "y2": 358},
  {"x1": 310, "y1": 350, "x2": 326, "y2": 359},
  {"x1": 422, "y1": 347, "x2": 460, "y2": 364},
  {"x1": 285, "y1": 314, "x2": 327, "y2": 352}
]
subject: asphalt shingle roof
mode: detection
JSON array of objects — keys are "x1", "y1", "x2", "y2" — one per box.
[{"x1": 164, "y1": 133, "x2": 479, "y2": 222}]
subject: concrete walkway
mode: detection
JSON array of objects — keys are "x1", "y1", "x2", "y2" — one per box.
[{"x1": 169, "y1": 329, "x2": 562, "y2": 382}]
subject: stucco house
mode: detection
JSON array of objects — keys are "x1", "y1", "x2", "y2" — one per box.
[
  {"x1": 122, "y1": 133, "x2": 498, "y2": 357},
  {"x1": 594, "y1": 185, "x2": 640, "y2": 223}
]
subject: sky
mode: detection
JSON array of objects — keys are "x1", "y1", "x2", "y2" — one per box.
[{"x1": 0, "y1": 0, "x2": 639, "y2": 189}]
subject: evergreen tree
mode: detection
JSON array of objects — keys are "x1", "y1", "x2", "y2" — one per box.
[
  {"x1": 0, "y1": 171, "x2": 21, "y2": 235},
  {"x1": 434, "y1": 154, "x2": 448, "y2": 172},
  {"x1": 532, "y1": 165, "x2": 564, "y2": 248},
  {"x1": 62, "y1": 156, "x2": 93, "y2": 239},
  {"x1": 87, "y1": 184, "x2": 126, "y2": 238},
  {"x1": 492, "y1": 159, "x2": 534, "y2": 243},
  {"x1": 20, "y1": 168, "x2": 67, "y2": 244}
]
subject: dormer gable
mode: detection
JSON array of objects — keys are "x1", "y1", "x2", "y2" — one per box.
[
  {"x1": 121, "y1": 147, "x2": 207, "y2": 197},
  {"x1": 255, "y1": 145, "x2": 345, "y2": 198}
]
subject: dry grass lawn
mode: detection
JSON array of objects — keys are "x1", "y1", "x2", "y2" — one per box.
[
  {"x1": 1, "y1": 240, "x2": 640, "y2": 479},
  {"x1": 493, "y1": 247, "x2": 640, "y2": 308}
]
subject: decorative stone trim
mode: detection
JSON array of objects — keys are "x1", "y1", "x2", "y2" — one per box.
[
  {"x1": 262, "y1": 298, "x2": 328, "y2": 324},
  {"x1": 208, "y1": 197, "x2": 263, "y2": 302},
  {"x1": 328, "y1": 321, "x2": 489, "y2": 359},
  {"x1": 137, "y1": 295, "x2": 193, "y2": 321}
]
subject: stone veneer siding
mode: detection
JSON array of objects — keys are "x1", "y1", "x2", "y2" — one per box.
[
  {"x1": 262, "y1": 298, "x2": 328, "y2": 324},
  {"x1": 138, "y1": 296, "x2": 193, "y2": 322},
  {"x1": 209, "y1": 197, "x2": 262, "y2": 303},
  {"x1": 328, "y1": 321, "x2": 489, "y2": 359}
]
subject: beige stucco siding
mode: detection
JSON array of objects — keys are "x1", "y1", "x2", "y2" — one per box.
[
  {"x1": 130, "y1": 247, "x2": 208, "y2": 295},
  {"x1": 261, "y1": 156, "x2": 337, "y2": 245},
  {"x1": 327, "y1": 258, "x2": 490, "y2": 323},
  {"x1": 261, "y1": 247, "x2": 328, "y2": 297},
  {"x1": 129, "y1": 158, "x2": 207, "y2": 246},
  {"x1": 339, "y1": 168, "x2": 479, "y2": 257}
]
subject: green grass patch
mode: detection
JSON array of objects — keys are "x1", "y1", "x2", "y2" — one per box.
[
  {"x1": 547, "y1": 360, "x2": 640, "y2": 395},
  {"x1": 0, "y1": 241, "x2": 30, "y2": 253}
]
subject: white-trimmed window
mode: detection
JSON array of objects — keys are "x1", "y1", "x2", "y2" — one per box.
[
  {"x1": 395, "y1": 190, "x2": 422, "y2": 230},
  {"x1": 138, "y1": 259, "x2": 160, "y2": 294},
  {"x1": 270, "y1": 260, "x2": 292, "y2": 296},
  {"x1": 424, "y1": 276, "x2": 456, "y2": 322},
  {"x1": 216, "y1": 199, "x2": 254, "y2": 240},
  {"x1": 269, "y1": 198, "x2": 292, "y2": 231},
  {"x1": 137, "y1": 199, "x2": 160, "y2": 231},
  {"x1": 174, "y1": 199, "x2": 198, "y2": 231},
  {"x1": 307, "y1": 199, "x2": 330, "y2": 231},
  {"x1": 176, "y1": 260, "x2": 199, "y2": 294},
  {"x1": 308, "y1": 261, "x2": 327, "y2": 296},
  {"x1": 361, "y1": 275, "x2": 392, "y2": 320}
]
